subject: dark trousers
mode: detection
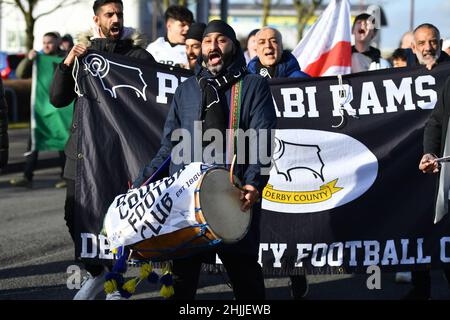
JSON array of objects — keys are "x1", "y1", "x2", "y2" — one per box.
[
  {"x1": 24, "y1": 150, "x2": 65, "y2": 181},
  {"x1": 412, "y1": 268, "x2": 450, "y2": 292},
  {"x1": 65, "y1": 179, "x2": 105, "y2": 277},
  {"x1": 172, "y1": 251, "x2": 266, "y2": 300}
]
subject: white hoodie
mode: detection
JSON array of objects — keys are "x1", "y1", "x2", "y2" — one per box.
[{"x1": 146, "y1": 37, "x2": 188, "y2": 67}]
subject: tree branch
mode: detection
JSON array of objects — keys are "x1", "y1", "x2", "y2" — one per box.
[
  {"x1": 12, "y1": 0, "x2": 26, "y2": 16},
  {"x1": 35, "y1": 0, "x2": 78, "y2": 20}
]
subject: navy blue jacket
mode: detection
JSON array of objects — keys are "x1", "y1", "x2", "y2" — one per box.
[
  {"x1": 134, "y1": 49, "x2": 277, "y2": 255},
  {"x1": 247, "y1": 50, "x2": 310, "y2": 78},
  {"x1": 136, "y1": 51, "x2": 277, "y2": 193}
]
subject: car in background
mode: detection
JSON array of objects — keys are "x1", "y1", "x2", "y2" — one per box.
[{"x1": 0, "y1": 52, "x2": 25, "y2": 80}]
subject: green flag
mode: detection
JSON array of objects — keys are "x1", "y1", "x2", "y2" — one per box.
[{"x1": 31, "y1": 54, "x2": 73, "y2": 151}]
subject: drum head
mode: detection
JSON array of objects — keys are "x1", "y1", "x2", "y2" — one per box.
[{"x1": 198, "y1": 168, "x2": 252, "y2": 244}]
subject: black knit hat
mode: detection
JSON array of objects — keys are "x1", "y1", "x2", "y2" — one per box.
[
  {"x1": 186, "y1": 22, "x2": 206, "y2": 42},
  {"x1": 203, "y1": 20, "x2": 237, "y2": 43}
]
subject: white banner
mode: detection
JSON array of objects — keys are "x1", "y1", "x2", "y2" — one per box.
[{"x1": 104, "y1": 163, "x2": 213, "y2": 249}]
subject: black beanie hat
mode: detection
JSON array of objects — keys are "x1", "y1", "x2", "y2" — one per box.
[
  {"x1": 203, "y1": 20, "x2": 237, "y2": 43},
  {"x1": 186, "y1": 22, "x2": 207, "y2": 42}
]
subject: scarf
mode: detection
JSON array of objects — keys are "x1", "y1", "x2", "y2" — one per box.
[
  {"x1": 197, "y1": 66, "x2": 246, "y2": 163},
  {"x1": 254, "y1": 60, "x2": 276, "y2": 79}
]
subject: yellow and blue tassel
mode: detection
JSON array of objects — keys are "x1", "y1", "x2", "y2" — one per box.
[
  {"x1": 112, "y1": 247, "x2": 129, "y2": 274},
  {"x1": 159, "y1": 264, "x2": 174, "y2": 299}
]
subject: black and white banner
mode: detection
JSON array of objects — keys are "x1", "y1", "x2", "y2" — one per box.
[{"x1": 74, "y1": 50, "x2": 450, "y2": 274}]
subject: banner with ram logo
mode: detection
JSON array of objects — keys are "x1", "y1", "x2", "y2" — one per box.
[{"x1": 73, "y1": 50, "x2": 450, "y2": 275}]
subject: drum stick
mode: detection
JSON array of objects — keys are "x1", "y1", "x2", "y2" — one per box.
[
  {"x1": 230, "y1": 155, "x2": 245, "y2": 191},
  {"x1": 435, "y1": 156, "x2": 450, "y2": 163},
  {"x1": 230, "y1": 155, "x2": 261, "y2": 204}
]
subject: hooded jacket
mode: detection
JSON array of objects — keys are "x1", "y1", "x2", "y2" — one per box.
[
  {"x1": 0, "y1": 78, "x2": 8, "y2": 169},
  {"x1": 134, "y1": 46, "x2": 277, "y2": 255},
  {"x1": 50, "y1": 28, "x2": 155, "y2": 180},
  {"x1": 247, "y1": 50, "x2": 310, "y2": 78}
]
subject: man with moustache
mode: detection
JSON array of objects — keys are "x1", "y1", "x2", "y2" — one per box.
[
  {"x1": 406, "y1": 23, "x2": 450, "y2": 300},
  {"x1": 133, "y1": 20, "x2": 277, "y2": 300},
  {"x1": 50, "y1": 0, "x2": 155, "y2": 300},
  {"x1": 412, "y1": 23, "x2": 450, "y2": 70},
  {"x1": 184, "y1": 22, "x2": 206, "y2": 71}
]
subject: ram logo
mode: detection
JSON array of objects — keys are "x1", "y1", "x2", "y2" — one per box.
[
  {"x1": 273, "y1": 138, "x2": 325, "y2": 182},
  {"x1": 262, "y1": 129, "x2": 379, "y2": 214},
  {"x1": 83, "y1": 53, "x2": 148, "y2": 101}
]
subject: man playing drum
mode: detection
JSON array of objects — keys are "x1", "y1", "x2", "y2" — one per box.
[{"x1": 133, "y1": 20, "x2": 277, "y2": 300}]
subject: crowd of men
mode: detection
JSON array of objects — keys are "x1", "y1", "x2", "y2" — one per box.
[{"x1": 2, "y1": 0, "x2": 450, "y2": 301}]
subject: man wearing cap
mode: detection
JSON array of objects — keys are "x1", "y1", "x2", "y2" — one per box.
[
  {"x1": 351, "y1": 13, "x2": 390, "y2": 73},
  {"x1": 185, "y1": 22, "x2": 206, "y2": 71},
  {"x1": 134, "y1": 20, "x2": 277, "y2": 300}
]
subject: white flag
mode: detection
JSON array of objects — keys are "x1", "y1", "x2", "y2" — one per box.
[{"x1": 292, "y1": 0, "x2": 352, "y2": 77}]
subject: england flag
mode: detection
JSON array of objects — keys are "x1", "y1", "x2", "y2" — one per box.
[{"x1": 292, "y1": 0, "x2": 352, "y2": 77}]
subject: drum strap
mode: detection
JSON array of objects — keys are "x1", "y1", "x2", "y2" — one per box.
[{"x1": 227, "y1": 79, "x2": 243, "y2": 168}]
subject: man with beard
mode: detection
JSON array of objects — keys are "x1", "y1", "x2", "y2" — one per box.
[
  {"x1": 185, "y1": 22, "x2": 206, "y2": 71},
  {"x1": 405, "y1": 23, "x2": 450, "y2": 300},
  {"x1": 412, "y1": 23, "x2": 450, "y2": 70},
  {"x1": 133, "y1": 20, "x2": 277, "y2": 300},
  {"x1": 50, "y1": 0, "x2": 155, "y2": 300},
  {"x1": 351, "y1": 13, "x2": 390, "y2": 73}
]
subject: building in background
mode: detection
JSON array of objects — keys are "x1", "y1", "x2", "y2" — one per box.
[
  {"x1": 0, "y1": 1, "x2": 386, "y2": 54},
  {"x1": 0, "y1": 0, "x2": 155, "y2": 53},
  {"x1": 209, "y1": 1, "x2": 387, "y2": 50}
]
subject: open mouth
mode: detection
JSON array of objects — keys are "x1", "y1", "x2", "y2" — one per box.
[
  {"x1": 358, "y1": 29, "x2": 366, "y2": 35},
  {"x1": 110, "y1": 26, "x2": 121, "y2": 35},
  {"x1": 264, "y1": 51, "x2": 275, "y2": 59},
  {"x1": 208, "y1": 52, "x2": 222, "y2": 65}
]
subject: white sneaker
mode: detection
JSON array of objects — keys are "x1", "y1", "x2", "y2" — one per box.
[
  {"x1": 395, "y1": 272, "x2": 412, "y2": 283},
  {"x1": 73, "y1": 271, "x2": 105, "y2": 300},
  {"x1": 106, "y1": 291, "x2": 125, "y2": 300}
]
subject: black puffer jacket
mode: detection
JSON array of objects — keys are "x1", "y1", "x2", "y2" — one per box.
[
  {"x1": 50, "y1": 29, "x2": 155, "y2": 180},
  {"x1": 0, "y1": 78, "x2": 8, "y2": 169}
]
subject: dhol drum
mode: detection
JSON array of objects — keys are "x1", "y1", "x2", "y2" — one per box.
[{"x1": 129, "y1": 166, "x2": 252, "y2": 261}]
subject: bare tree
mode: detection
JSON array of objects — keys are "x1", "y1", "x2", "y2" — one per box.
[
  {"x1": 293, "y1": 0, "x2": 323, "y2": 42},
  {"x1": 2, "y1": 0, "x2": 78, "y2": 50}
]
